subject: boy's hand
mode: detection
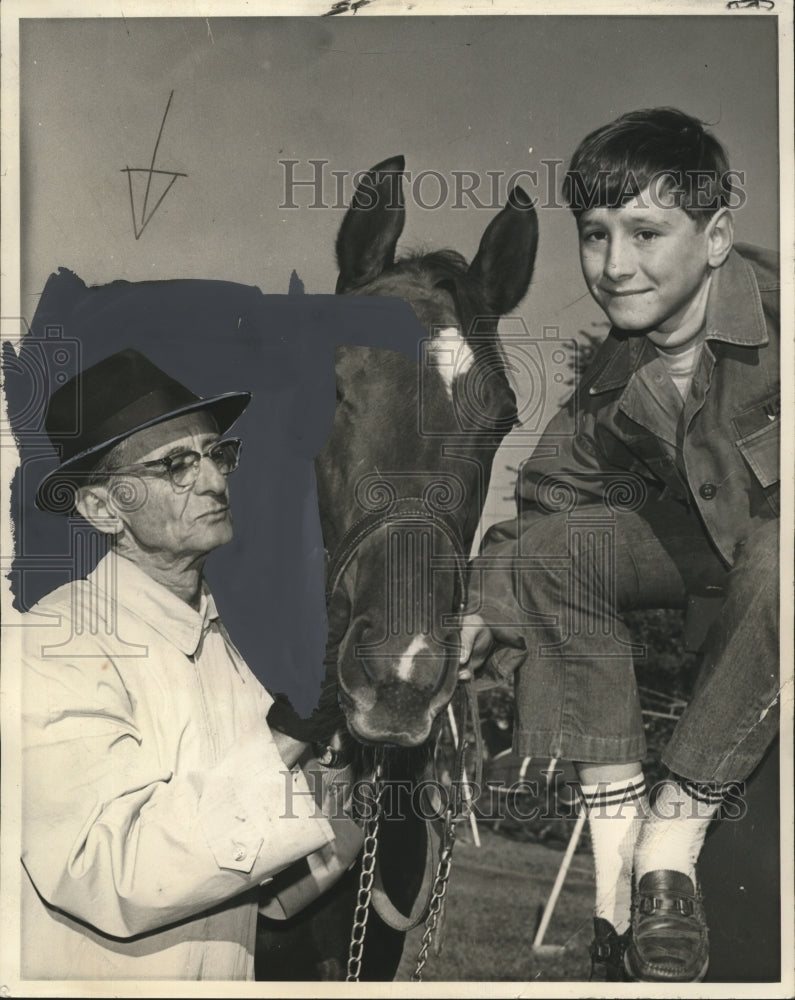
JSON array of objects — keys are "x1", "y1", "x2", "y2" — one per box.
[{"x1": 458, "y1": 613, "x2": 496, "y2": 678}]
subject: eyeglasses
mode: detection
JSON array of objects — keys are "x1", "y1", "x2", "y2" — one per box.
[{"x1": 108, "y1": 438, "x2": 242, "y2": 490}]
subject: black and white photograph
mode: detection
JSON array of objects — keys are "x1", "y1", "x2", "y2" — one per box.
[{"x1": 1, "y1": 1, "x2": 792, "y2": 995}]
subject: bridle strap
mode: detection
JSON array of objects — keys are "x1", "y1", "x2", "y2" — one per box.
[
  {"x1": 369, "y1": 678, "x2": 483, "y2": 932},
  {"x1": 325, "y1": 500, "x2": 476, "y2": 939},
  {"x1": 324, "y1": 496, "x2": 469, "y2": 610},
  {"x1": 371, "y1": 816, "x2": 440, "y2": 931}
]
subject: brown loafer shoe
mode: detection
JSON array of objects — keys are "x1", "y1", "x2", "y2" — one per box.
[
  {"x1": 625, "y1": 870, "x2": 709, "y2": 982},
  {"x1": 589, "y1": 917, "x2": 634, "y2": 981}
]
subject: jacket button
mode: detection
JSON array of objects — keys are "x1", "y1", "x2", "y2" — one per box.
[
  {"x1": 233, "y1": 845, "x2": 247, "y2": 862},
  {"x1": 699, "y1": 483, "x2": 717, "y2": 500}
]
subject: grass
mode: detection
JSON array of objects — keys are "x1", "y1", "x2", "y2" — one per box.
[{"x1": 395, "y1": 821, "x2": 596, "y2": 983}]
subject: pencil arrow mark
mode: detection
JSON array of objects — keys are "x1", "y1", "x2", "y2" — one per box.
[{"x1": 122, "y1": 91, "x2": 187, "y2": 239}]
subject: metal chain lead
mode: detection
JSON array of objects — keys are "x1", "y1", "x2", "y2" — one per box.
[
  {"x1": 411, "y1": 678, "x2": 481, "y2": 981},
  {"x1": 346, "y1": 767, "x2": 385, "y2": 982},
  {"x1": 411, "y1": 811, "x2": 457, "y2": 982},
  {"x1": 346, "y1": 676, "x2": 482, "y2": 983}
]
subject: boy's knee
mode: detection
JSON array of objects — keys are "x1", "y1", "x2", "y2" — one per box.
[
  {"x1": 511, "y1": 511, "x2": 587, "y2": 616},
  {"x1": 516, "y1": 511, "x2": 575, "y2": 590},
  {"x1": 518, "y1": 511, "x2": 570, "y2": 554}
]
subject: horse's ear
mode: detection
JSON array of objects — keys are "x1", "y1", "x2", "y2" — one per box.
[
  {"x1": 335, "y1": 156, "x2": 406, "y2": 293},
  {"x1": 467, "y1": 185, "x2": 538, "y2": 314}
]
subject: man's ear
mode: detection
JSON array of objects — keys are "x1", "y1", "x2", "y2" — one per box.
[
  {"x1": 75, "y1": 484, "x2": 124, "y2": 536},
  {"x1": 706, "y1": 208, "x2": 734, "y2": 269}
]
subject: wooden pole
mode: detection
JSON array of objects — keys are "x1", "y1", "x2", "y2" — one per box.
[{"x1": 531, "y1": 810, "x2": 587, "y2": 951}]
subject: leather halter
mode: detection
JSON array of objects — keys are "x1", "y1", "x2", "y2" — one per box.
[
  {"x1": 324, "y1": 495, "x2": 470, "y2": 613},
  {"x1": 321, "y1": 496, "x2": 481, "y2": 947}
]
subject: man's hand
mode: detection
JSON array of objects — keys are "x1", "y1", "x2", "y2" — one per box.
[
  {"x1": 302, "y1": 755, "x2": 356, "y2": 819},
  {"x1": 257, "y1": 753, "x2": 365, "y2": 919},
  {"x1": 457, "y1": 612, "x2": 496, "y2": 680}
]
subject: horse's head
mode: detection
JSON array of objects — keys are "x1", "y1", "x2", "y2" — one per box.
[{"x1": 316, "y1": 155, "x2": 538, "y2": 747}]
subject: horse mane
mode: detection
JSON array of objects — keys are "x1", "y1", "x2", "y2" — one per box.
[
  {"x1": 386, "y1": 248, "x2": 508, "y2": 360},
  {"x1": 397, "y1": 247, "x2": 468, "y2": 273},
  {"x1": 396, "y1": 249, "x2": 518, "y2": 429}
]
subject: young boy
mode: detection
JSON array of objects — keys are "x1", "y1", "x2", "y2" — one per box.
[{"x1": 460, "y1": 107, "x2": 780, "y2": 982}]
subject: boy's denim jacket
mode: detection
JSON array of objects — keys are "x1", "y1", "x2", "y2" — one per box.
[{"x1": 473, "y1": 242, "x2": 779, "y2": 624}]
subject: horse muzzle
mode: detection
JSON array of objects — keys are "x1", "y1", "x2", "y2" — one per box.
[
  {"x1": 336, "y1": 641, "x2": 459, "y2": 748},
  {"x1": 338, "y1": 681, "x2": 444, "y2": 747}
]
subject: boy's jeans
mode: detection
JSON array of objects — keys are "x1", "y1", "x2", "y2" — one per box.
[{"x1": 482, "y1": 495, "x2": 779, "y2": 783}]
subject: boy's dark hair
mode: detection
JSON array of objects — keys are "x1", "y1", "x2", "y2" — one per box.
[{"x1": 563, "y1": 107, "x2": 736, "y2": 224}]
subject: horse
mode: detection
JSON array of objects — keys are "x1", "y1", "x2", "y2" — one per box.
[{"x1": 258, "y1": 155, "x2": 538, "y2": 981}]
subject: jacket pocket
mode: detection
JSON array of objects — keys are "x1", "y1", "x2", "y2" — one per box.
[{"x1": 736, "y1": 418, "x2": 779, "y2": 514}]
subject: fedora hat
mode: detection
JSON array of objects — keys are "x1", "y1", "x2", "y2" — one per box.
[{"x1": 35, "y1": 348, "x2": 251, "y2": 514}]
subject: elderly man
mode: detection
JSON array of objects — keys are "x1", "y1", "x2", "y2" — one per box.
[{"x1": 20, "y1": 348, "x2": 361, "y2": 980}]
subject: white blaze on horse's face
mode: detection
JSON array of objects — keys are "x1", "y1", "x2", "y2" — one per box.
[
  {"x1": 427, "y1": 326, "x2": 475, "y2": 400},
  {"x1": 393, "y1": 633, "x2": 434, "y2": 682}
]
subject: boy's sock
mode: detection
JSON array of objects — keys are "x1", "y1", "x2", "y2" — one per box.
[
  {"x1": 634, "y1": 777, "x2": 723, "y2": 883},
  {"x1": 580, "y1": 773, "x2": 648, "y2": 934}
]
